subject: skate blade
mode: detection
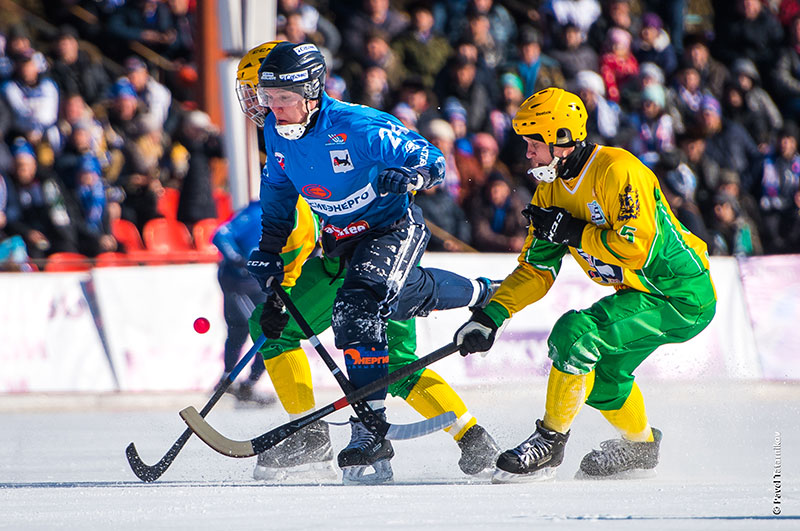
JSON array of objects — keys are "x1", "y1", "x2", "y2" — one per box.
[
  {"x1": 491, "y1": 466, "x2": 557, "y2": 484},
  {"x1": 253, "y1": 461, "x2": 337, "y2": 483},
  {"x1": 341, "y1": 460, "x2": 394, "y2": 485},
  {"x1": 574, "y1": 468, "x2": 658, "y2": 481}
]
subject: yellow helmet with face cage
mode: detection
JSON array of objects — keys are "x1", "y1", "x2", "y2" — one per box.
[{"x1": 236, "y1": 41, "x2": 284, "y2": 127}]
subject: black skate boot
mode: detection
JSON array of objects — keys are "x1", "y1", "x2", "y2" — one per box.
[
  {"x1": 337, "y1": 408, "x2": 394, "y2": 485},
  {"x1": 492, "y1": 419, "x2": 569, "y2": 483},
  {"x1": 470, "y1": 277, "x2": 502, "y2": 310},
  {"x1": 577, "y1": 428, "x2": 662, "y2": 479},
  {"x1": 457, "y1": 424, "x2": 501, "y2": 475},
  {"x1": 253, "y1": 420, "x2": 336, "y2": 482}
]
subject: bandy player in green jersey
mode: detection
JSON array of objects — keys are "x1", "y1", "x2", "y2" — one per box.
[{"x1": 454, "y1": 87, "x2": 717, "y2": 482}]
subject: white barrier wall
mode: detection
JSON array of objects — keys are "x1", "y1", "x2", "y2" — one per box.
[{"x1": 0, "y1": 254, "x2": 796, "y2": 392}]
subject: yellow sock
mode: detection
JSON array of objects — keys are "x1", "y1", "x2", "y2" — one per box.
[
  {"x1": 600, "y1": 382, "x2": 653, "y2": 442},
  {"x1": 262, "y1": 347, "x2": 315, "y2": 416},
  {"x1": 542, "y1": 368, "x2": 595, "y2": 434},
  {"x1": 405, "y1": 369, "x2": 476, "y2": 440}
]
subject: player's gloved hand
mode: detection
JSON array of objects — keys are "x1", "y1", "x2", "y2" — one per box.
[
  {"x1": 259, "y1": 292, "x2": 290, "y2": 339},
  {"x1": 522, "y1": 204, "x2": 587, "y2": 247},
  {"x1": 246, "y1": 250, "x2": 284, "y2": 294},
  {"x1": 377, "y1": 167, "x2": 423, "y2": 195},
  {"x1": 453, "y1": 308, "x2": 499, "y2": 357}
]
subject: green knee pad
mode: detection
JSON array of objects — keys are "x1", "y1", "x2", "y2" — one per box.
[
  {"x1": 387, "y1": 319, "x2": 423, "y2": 399},
  {"x1": 547, "y1": 310, "x2": 601, "y2": 375}
]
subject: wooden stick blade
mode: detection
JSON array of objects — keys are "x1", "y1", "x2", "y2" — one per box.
[{"x1": 179, "y1": 406, "x2": 256, "y2": 458}]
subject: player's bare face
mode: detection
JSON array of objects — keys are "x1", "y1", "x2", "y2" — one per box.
[
  {"x1": 524, "y1": 137, "x2": 554, "y2": 168},
  {"x1": 257, "y1": 88, "x2": 308, "y2": 124}
]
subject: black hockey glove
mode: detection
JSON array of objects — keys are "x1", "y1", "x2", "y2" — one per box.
[
  {"x1": 377, "y1": 167, "x2": 423, "y2": 195},
  {"x1": 246, "y1": 250, "x2": 284, "y2": 294},
  {"x1": 453, "y1": 308, "x2": 499, "y2": 357},
  {"x1": 259, "y1": 292, "x2": 290, "y2": 339},
  {"x1": 522, "y1": 205, "x2": 587, "y2": 247}
]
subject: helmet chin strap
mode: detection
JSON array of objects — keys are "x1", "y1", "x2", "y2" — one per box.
[{"x1": 275, "y1": 99, "x2": 319, "y2": 140}]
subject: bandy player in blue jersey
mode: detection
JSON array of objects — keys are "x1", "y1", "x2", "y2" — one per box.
[{"x1": 245, "y1": 42, "x2": 492, "y2": 482}]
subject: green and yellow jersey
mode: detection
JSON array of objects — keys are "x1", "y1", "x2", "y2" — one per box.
[
  {"x1": 280, "y1": 198, "x2": 320, "y2": 288},
  {"x1": 485, "y1": 145, "x2": 716, "y2": 324}
]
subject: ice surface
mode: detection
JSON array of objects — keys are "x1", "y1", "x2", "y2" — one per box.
[{"x1": 1, "y1": 381, "x2": 798, "y2": 530}]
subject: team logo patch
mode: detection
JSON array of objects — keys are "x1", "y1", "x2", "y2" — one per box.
[
  {"x1": 279, "y1": 70, "x2": 309, "y2": 82},
  {"x1": 576, "y1": 249, "x2": 624, "y2": 284},
  {"x1": 323, "y1": 220, "x2": 370, "y2": 240},
  {"x1": 618, "y1": 184, "x2": 640, "y2": 221},
  {"x1": 326, "y1": 133, "x2": 347, "y2": 145},
  {"x1": 293, "y1": 43, "x2": 318, "y2": 55},
  {"x1": 586, "y1": 200, "x2": 607, "y2": 225},
  {"x1": 274, "y1": 152, "x2": 285, "y2": 171},
  {"x1": 344, "y1": 347, "x2": 388, "y2": 365},
  {"x1": 330, "y1": 149, "x2": 354, "y2": 173},
  {"x1": 306, "y1": 183, "x2": 375, "y2": 214},
  {"x1": 302, "y1": 183, "x2": 331, "y2": 199}
]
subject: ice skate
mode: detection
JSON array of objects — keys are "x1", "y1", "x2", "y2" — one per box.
[
  {"x1": 457, "y1": 424, "x2": 501, "y2": 475},
  {"x1": 576, "y1": 428, "x2": 662, "y2": 480},
  {"x1": 338, "y1": 409, "x2": 394, "y2": 485},
  {"x1": 471, "y1": 277, "x2": 502, "y2": 310},
  {"x1": 224, "y1": 379, "x2": 277, "y2": 407},
  {"x1": 492, "y1": 419, "x2": 569, "y2": 483},
  {"x1": 253, "y1": 420, "x2": 336, "y2": 482}
]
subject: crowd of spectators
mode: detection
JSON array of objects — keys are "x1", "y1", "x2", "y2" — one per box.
[
  {"x1": 0, "y1": 0, "x2": 220, "y2": 270},
  {"x1": 3, "y1": 0, "x2": 800, "y2": 272}
]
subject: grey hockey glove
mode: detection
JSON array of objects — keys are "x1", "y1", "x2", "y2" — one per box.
[
  {"x1": 377, "y1": 167, "x2": 423, "y2": 195},
  {"x1": 246, "y1": 250, "x2": 284, "y2": 294},
  {"x1": 454, "y1": 308, "x2": 499, "y2": 357},
  {"x1": 522, "y1": 205, "x2": 587, "y2": 247},
  {"x1": 259, "y1": 292, "x2": 290, "y2": 339}
]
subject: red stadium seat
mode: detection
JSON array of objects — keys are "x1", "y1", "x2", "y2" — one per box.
[
  {"x1": 157, "y1": 187, "x2": 180, "y2": 220},
  {"x1": 213, "y1": 188, "x2": 234, "y2": 222},
  {"x1": 94, "y1": 252, "x2": 133, "y2": 268},
  {"x1": 44, "y1": 252, "x2": 91, "y2": 272},
  {"x1": 192, "y1": 218, "x2": 221, "y2": 252},
  {"x1": 111, "y1": 219, "x2": 145, "y2": 251},
  {"x1": 192, "y1": 218, "x2": 222, "y2": 262},
  {"x1": 143, "y1": 218, "x2": 194, "y2": 253}
]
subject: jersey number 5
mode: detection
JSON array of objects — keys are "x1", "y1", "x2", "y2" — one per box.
[{"x1": 620, "y1": 225, "x2": 637, "y2": 243}]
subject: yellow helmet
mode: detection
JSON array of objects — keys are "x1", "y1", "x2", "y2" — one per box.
[
  {"x1": 236, "y1": 41, "x2": 284, "y2": 126},
  {"x1": 512, "y1": 87, "x2": 587, "y2": 146}
]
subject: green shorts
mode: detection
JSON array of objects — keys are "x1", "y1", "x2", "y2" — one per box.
[
  {"x1": 547, "y1": 273, "x2": 716, "y2": 410},
  {"x1": 248, "y1": 255, "x2": 424, "y2": 398}
]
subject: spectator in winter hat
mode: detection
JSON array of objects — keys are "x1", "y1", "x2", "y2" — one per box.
[
  {"x1": 627, "y1": 83, "x2": 675, "y2": 168},
  {"x1": 123, "y1": 56, "x2": 172, "y2": 135},
  {"x1": 758, "y1": 122, "x2": 800, "y2": 253},
  {"x1": 683, "y1": 32, "x2": 728, "y2": 100},
  {"x1": 709, "y1": 190, "x2": 763, "y2": 256},
  {"x1": 509, "y1": 25, "x2": 565, "y2": 98},
  {"x1": 550, "y1": 22, "x2": 599, "y2": 81},
  {"x1": 634, "y1": 12, "x2": 677, "y2": 78},
  {"x1": 575, "y1": 69, "x2": 621, "y2": 144},
  {"x1": 700, "y1": 94, "x2": 762, "y2": 193},
  {"x1": 599, "y1": 27, "x2": 638, "y2": 103},
  {"x1": 729, "y1": 58, "x2": 783, "y2": 149}
]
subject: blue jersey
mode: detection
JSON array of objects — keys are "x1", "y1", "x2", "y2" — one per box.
[
  {"x1": 212, "y1": 200, "x2": 261, "y2": 277},
  {"x1": 258, "y1": 92, "x2": 445, "y2": 254}
]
